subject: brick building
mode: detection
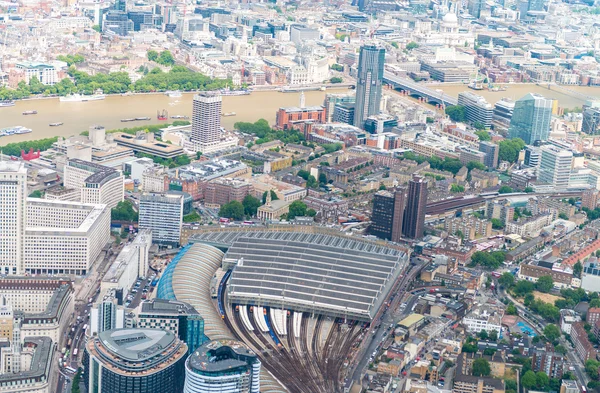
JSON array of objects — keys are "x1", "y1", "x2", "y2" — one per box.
[
  {"x1": 275, "y1": 106, "x2": 326, "y2": 130},
  {"x1": 204, "y1": 178, "x2": 253, "y2": 208}
]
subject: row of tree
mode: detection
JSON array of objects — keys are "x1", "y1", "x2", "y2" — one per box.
[{"x1": 234, "y1": 119, "x2": 307, "y2": 145}]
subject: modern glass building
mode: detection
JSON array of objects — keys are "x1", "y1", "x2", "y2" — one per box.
[
  {"x1": 457, "y1": 91, "x2": 493, "y2": 128},
  {"x1": 538, "y1": 145, "x2": 573, "y2": 190},
  {"x1": 508, "y1": 93, "x2": 553, "y2": 144},
  {"x1": 370, "y1": 188, "x2": 405, "y2": 242},
  {"x1": 183, "y1": 340, "x2": 261, "y2": 393},
  {"x1": 403, "y1": 175, "x2": 428, "y2": 239},
  {"x1": 83, "y1": 328, "x2": 187, "y2": 393},
  {"x1": 353, "y1": 45, "x2": 385, "y2": 129},
  {"x1": 583, "y1": 101, "x2": 600, "y2": 135},
  {"x1": 138, "y1": 298, "x2": 206, "y2": 355}
]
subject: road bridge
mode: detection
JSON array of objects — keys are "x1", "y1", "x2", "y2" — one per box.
[{"x1": 383, "y1": 72, "x2": 458, "y2": 106}]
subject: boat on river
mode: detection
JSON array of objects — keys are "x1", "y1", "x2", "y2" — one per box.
[
  {"x1": 22, "y1": 110, "x2": 37, "y2": 115},
  {"x1": 165, "y1": 90, "x2": 182, "y2": 98},
  {"x1": 0, "y1": 126, "x2": 31, "y2": 137},
  {"x1": 0, "y1": 100, "x2": 15, "y2": 107},
  {"x1": 60, "y1": 93, "x2": 106, "y2": 102},
  {"x1": 49, "y1": 122, "x2": 63, "y2": 127}
]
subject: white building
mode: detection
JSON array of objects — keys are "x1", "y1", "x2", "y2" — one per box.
[
  {"x1": 462, "y1": 309, "x2": 502, "y2": 334},
  {"x1": 101, "y1": 229, "x2": 152, "y2": 297},
  {"x1": 63, "y1": 159, "x2": 124, "y2": 209},
  {"x1": 139, "y1": 193, "x2": 184, "y2": 247},
  {"x1": 50, "y1": 17, "x2": 92, "y2": 30},
  {"x1": 582, "y1": 261, "x2": 600, "y2": 292},
  {"x1": 25, "y1": 199, "x2": 111, "y2": 275},
  {"x1": 0, "y1": 162, "x2": 26, "y2": 275},
  {"x1": 538, "y1": 145, "x2": 573, "y2": 190},
  {"x1": 14, "y1": 62, "x2": 59, "y2": 85}
]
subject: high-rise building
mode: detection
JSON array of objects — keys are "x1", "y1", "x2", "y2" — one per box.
[
  {"x1": 508, "y1": 93, "x2": 553, "y2": 144},
  {"x1": 63, "y1": 159, "x2": 124, "y2": 209},
  {"x1": 137, "y1": 299, "x2": 206, "y2": 355},
  {"x1": 538, "y1": 145, "x2": 573, "y2": 190},
  {"x1": 0, "y1": 162, "x2": 26, "y2": 275},
  {"x1": 139, "y1": 193, "x2": 184, "y2": 247},
  {"x1": 191, "y1": 92, "x2": 222, "y2": 144},
  {"x1": 528, "y1": 0, "x2": 545, "y2": 11},
  {"x1": 524, "y1": 146, "x2": 541, "y2": 168},
  {"x1": 83, "y1": 328, "x2": 187, "y2": 393},
  {"x1": 354, "y1": 45, "x2": 385, "y2": 129},
  {"x1": 323, "y1": 94, "x2": 355, "y2": 123},
  {"x1": 403, "y1": 175, "x2": 428, "y2": 239},
  {"x1": 183, "y1": 340, "x2": 261, "y2": 393},
  {"x1": 468, "y1": 0, "x2": 486, "y2": 18},
  {"x1": 479, "y1": 141, "x2": 499, "y2": 168},
  {"x1": 582, "y1": 189, "x2": 599, "y2": 210},
  {"x1": 492, "y1": 98, "x2": 515, "y2": 131},
  {"x1": 582, "y1": 101, "x2": 600, "y2": 135},
  {"x1": 457, "y1": 91, "x2": 493, "y2": 128},
  {"x1": 370, "y1": 188, "x2": 406, "y2": 243},
  {"x1": 103, "y1": 11, "x2": 133, "y2": 36},
  {"x1": 91, "y1": 297, "x2": 125, "y2": 335}
]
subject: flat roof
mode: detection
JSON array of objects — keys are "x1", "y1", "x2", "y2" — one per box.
[
  {"x1": 188, "y1": 339, "x2": 257, "y2": 374},
  {"x1": 25, "y1": 199, "x2": 107, "y2": 234},
  {"x1": 399, "y1": 313, "x2": 425, "y2": 328},
  {"x1": 98, "y1": 328, "x2": 175, "y2": 362}
]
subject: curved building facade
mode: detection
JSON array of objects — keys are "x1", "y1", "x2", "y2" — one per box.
[
  {"x1": 83, "y1": 328, "x2": 187, "y2": 393},
  {"x1": 184, "y1": 340, "x2": 260, "y2": 393}
]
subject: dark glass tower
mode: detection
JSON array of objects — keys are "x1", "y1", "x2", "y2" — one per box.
[
  {"x1": 402, "y1": 175, "x2": 428, "y2": 239},
  {"x1": 353, "y1": 45, "x2": 385, "y2": 129},
  {"x1": 370, "y1": 188, "x2": 406, "y2": 242}
]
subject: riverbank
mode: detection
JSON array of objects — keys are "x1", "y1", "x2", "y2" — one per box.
[{"x1": 0, "y1": 88, "x2": 351, "y2": 144}]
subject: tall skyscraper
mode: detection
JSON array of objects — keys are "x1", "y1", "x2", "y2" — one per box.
[
  {"x1": 403, "y1": 175, "x2": 428, "y2": 239},
  {"x1": 468, "y1": 0, "x2": 486, "y2": 18},
  {"x1": 508, "y1": 93, "x2": 553, "y2": 145},
  {"x1": 479, "y1": 141, "x2": 499, "y2": 168},
  {"x1": 582, "y1": 101, "x2": 600, "y2": 135},
  {"x1": 370, "y1": 187, "x2": 406, "y2": 243},
  {"x1": 538, "y1": 145, "x2": 573, "y2": 190},
  {"x1": 527, "y1": 0, "x2": 545, "y2": 11},
  {"x1": 139, "y1": 192, "x2": 184, "y2": 247},
  {"x1": 183, "y1": 340, "x2": 261, "y2": 393},
  {"x1": 0, "y1": 162, "x2": 26, "y2": 275},
  {"x1": 192, "y1": 92, "x2": 222, "y2": 144},
  {"x1": 354, "y1": 45, "x2": 385, "y2": 129}
]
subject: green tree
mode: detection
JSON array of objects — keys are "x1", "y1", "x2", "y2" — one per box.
[
  {"x1": 288, "y1": 200, "x2": 308, "y2": 219},
  {"x1": 330, "y1": 64, "x2": 344, "y2": 71},
  {"x1": 524, "y1": 186, "x2": 534, "y2": 193},
  {"x1": 574, "y1": 261, "x2": 583, "y2": 278},
  {"x1": 92, "y1": 25, "x2": 101, "y2": 32},
  {"x1": 467, "y1": 161, "x2": 486, "y2": 171},
  {"x1": 307, "y1": 208, "x2": 317, "y2": 217},
  {"x1": 558, "y1": 212, "x2": 569, "y2": 220},
  {"x1": 196, "y1": 151, "x2": 202, "y2": 160},
  {"x1": 491, "y1": 218, "x2": 504, "y2": 229},
  {"x1": 450, "y1": 184, "x2": 465, "y2": 193},
  {"x1": 522, "y1": 370, "x2": 537, "y2": 390},
  {"x1": 506, "y1": 303, "x2": 518, "y2": 315},
  {"x1": 478, "y1": 330, "x2": 489, "y2": 340},
  {"x1": 306, "y1": 175, "x2": 318, "y2": 189},
  {"x1": 498, "y1": 138, "x2": 526, "y2": 163},
  {"x1": 297, "y1": 169, "x2": 310, "y2": 180},
  {"x1": 445, "y1": 105, "x2": 467, "y2": 122},
  {"x1": 513, "y1": 280, "x2": 535, "y2": 296},
  {"x1": 473, "y1": 121, "x2": 486, "y2": 131},
  {"x1": 469, "y1": 251, "x2": 506, "y2": 269},
  {"x1": 319, "y1": 173, "x2": 328, "y2": 185},
  {"x1": 536, "y1": 276, "x2": 554, "y2": 293},
  {"x1": 219, "y1": 201, "x2": 245, "y2": 220},
  {"x1": 330, "y1": 77, "x2": 343, "y2": 83},
  {"x1": 111, "y1": 201, "x2": 138, "y2": 222},
  {"x1": 242, "y1": 194, "x2": 261, "y2": 217},
  {"x1": 498, "y1": 185, "x2": 514, "y2": 194},
  {"x1": 543, "y1": 324, "x2": 561, "y2": 342},
  {"x1": 499, "y1": 272, "x2": 515, "y2": 288},
  {"x1": 29, "y1": 190, "x2": 43, "y2": 198},
  {"x1": 536, "y1": 371, "x2": 549, "y2": 390},
  {"x1": 183, "y1": 211, "x2": 201, "y2": 223},
  {"x1": 472, "y1": 358, "x2": 491, "y2": 376},
  {"x1": 147, "y1": 50, "x2": 159, "y2": 62},
  {"x1": 391, "y1": 42, "x2": 399, "y2": 49},
  {"x1": 406, "y1": 41, "x2": 419, "y2": 50},
  {"x1": 489, "y1": 329, "x2": 498, "y2": 341}
]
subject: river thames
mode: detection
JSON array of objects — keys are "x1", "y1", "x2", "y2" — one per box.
[
  {"x1": 1, "y1": 83, "x2": 600, "y2": 144},
  {"x1": 0, "y1": 89, "x2": 348, "y2": 144}
]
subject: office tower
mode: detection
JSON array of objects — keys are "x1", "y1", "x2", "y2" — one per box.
[
  {"x1": 137, "y1": 299, "x2": 206, "y2": 355},
  {"x1": 479, "y1": 141, "x2": 499, "y2": 168},
  {"x1": 582, "y1": 101, "x2": 600, "y2": 135},
  {"x1": 508, "y1": 93, "x2": 553, "y2": 144},
  {"x1": 582, "y1": 189, "x2": 599, "y2": 210},
  {"x1": 103, "y1": 11, "x2": 133, "y2": 36},
  {"x1": 191, "y1": 92, "x2": 222, "y2": 144},
  {"x1": 354, "y1": 45, "x2": 385, "y2": 129},
  {"x1": 333, "y1": 103, "x2": 355, "y2": 125},
  {"x1": 139, "y1": 192, "x2": 184, "y2": 247},
  {"x1": 538, "y1": 145, "x2": 573, "y2": 190},
  {"x1": 403, "y1": 175, "x2": 428, "y2": 239},
  {"x1": 63, "y1": 159, "x2": 124, "y2": 209},
  {"x1": 323, "y1": 94, "x2": 355, "y2": 123},
  {"x1": 523, "y1": 145, "x2": 541, "y2": 168},
  {"x1": 492, "y1": 98, "x2": 515, "y2": 130},
  {"x1": 83, "y1": 328, "x2": 187, "y2": 393},
  {"x1": 370, "y1": 188, "x2": 406, "y2": 243},
  {"x1": 290, "y1": 26, "x2": 319, "y2": 44},
  {"x1": 528, "y1": 0, "x2": 545, "y2": 11},
  {"x1": 457, "y1": 91, "x2": 493, "y2": 128},
  {"x1": 468, "y1": 0, "x2": 486, "y2": 17},
  {"x1": 91, "y1": 298, "x2": 125, "y2": 335},
  {"x1": 0, "y1": 162, "x2": 26, "y2": 275},
  {"x1": 183, "y1": 340, "x2": 261, "y2": 393}
]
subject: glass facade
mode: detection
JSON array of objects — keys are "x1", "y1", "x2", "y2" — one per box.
[
  {"x1": 508, "y1": 93, "x2": 553, "y2": 144},
  {"x1": 156, "y1": 244, "x2": 191, "y2": 300},
  {"x1": 353, "y1": 46, "x2": 385, "y2": 129}
]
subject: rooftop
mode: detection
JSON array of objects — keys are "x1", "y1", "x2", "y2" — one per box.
[
  {"x1": 98, "y1": 328, "x2": 176, "y2": 362},
  {"x1": 187, "y1": 339, "x2": 258, "y2": 374},
  {"x1": 68, "y1": 158, "x2": 121, "y2": 186}
]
